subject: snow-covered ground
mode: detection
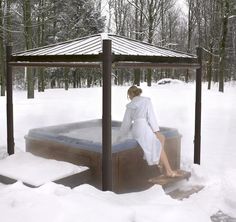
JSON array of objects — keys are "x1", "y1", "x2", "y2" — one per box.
[
  {"x1": 0, "y1": 82, "x2": 236, "y2": 221},
  {"x1": 0, "y1": 152, "x2": 88, "y2": 186}
]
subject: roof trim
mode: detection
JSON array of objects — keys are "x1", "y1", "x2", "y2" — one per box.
[
  {"x1": 10, "y1": 33, "x2": 199, "y2": 69},
  {"x1": 11, "y1": 54, "x2": 102, "y2": 63}
]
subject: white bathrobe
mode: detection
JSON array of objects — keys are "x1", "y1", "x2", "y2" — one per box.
[{"x1": 119, "y1": 96, "x2": 162, "y2": 165}]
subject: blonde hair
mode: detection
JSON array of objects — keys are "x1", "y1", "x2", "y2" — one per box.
[{"x1": 127, "y1": 85, "x2": 142, "y2": 99}]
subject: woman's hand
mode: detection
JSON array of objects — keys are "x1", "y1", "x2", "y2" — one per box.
[{"x1": 154, "y1": 131, "x2": 165, "y2": 146}]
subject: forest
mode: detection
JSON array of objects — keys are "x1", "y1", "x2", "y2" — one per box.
[{"x1": 0, "y1": 0, "x2": 236, "y2": 98}]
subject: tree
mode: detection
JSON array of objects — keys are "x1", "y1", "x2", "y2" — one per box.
[
  {"x1": 51, "y1": 0, "x2": 104, "y2": 41},
  {"x1": 1, "y1": 0, "x2": 14, "y2": 96},
  {"x1": 0, "y1": 0, "x2": 5, "y2": 96},
  {"x1": 185, "y1": 0, "x2": 196, "y2": 82},
  {"x1": 225, "y1": 0, "x2": 236, "y2": 81},
  {"x1": 23, "y1": 0, "x2": 34, "y2": 98},
  {"x1": 218, "y1": 0, "x2": 230, "y2": 92},
  {"x1": 145, "y1": 0, "x2": 174, "y2": 86},
  {"x1": 205, "y1": 0, "x2": 221, "y2": 89},
  {"x1": 133, "y1": 0, "x2": 146, "y2": 86},
  {"x1": 126, "y1": 0, "x2": 162, "y2": 86},
  {"x1": 112, "y1": 0, "x2": 130, "y2": 35},
  {"x1": 37, "y1": 0, "x2": 46, "y2": 92}
]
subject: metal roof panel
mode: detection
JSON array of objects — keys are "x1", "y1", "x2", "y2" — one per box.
[{"x1": 13, "y1": 33, "x2": 196, "y2": 60}]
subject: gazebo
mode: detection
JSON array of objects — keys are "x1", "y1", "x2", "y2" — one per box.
[{"x1": 5, "y1": 33, "x2": 202, "y2": 191}]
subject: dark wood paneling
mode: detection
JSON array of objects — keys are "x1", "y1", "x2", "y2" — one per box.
[{"x1": 25, "y1": 133, "x2": 181, "y2": 193}]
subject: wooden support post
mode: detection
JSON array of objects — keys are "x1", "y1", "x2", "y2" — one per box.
[
  {"x1": 102, "y1": 39, "x2": 112, "y2": 191},
  {"x1": 6, "y1": 45, "x2": 14, "y2": 155},
  {"x1": 194, "y1": 47, "x2": 202, "y2": 164}
]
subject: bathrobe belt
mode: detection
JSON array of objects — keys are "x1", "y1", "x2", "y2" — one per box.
[{"x1": 133, "y1": 118, "x2": 146, "y2": 122}]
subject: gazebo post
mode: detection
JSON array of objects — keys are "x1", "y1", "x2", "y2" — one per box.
[
  {"x1": 6, "y1": 44, "x2": 14, "y2": 155},
  {"x1": 194, "y1": 47, "x2": 202, "y2": 164},
  {"x1": 102, "y1": 39, "x2": 112, "y2": 191}
]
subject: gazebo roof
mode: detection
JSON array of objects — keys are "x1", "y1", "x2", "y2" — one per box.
[
  {"x1": 14, "y1": 33, "x2": 194, "y2": 58},
  {"x1": 11, "y1": 33, "x2": 198, "y2": 68}
]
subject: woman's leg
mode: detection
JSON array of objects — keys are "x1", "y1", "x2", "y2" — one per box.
[
  {"x1": 159, "y1": 148, "x2": 174, "y2": 176},
  {"x1": 156, "y1": 132, "x2": 181, "y2": 177}
]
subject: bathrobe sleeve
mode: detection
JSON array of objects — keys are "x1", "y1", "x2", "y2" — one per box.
[
  {"x1": 147, "y1": 99, "x2": 160, "y2": 132},
  {"x1": 118, "y1": 107, "x2": 132, "y2": 139}
]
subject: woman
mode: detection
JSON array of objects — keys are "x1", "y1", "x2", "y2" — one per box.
[{"x1": 118, "y1": 85, "x2": 181, "y2": 177}]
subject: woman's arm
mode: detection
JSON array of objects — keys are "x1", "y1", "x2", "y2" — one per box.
[
  {"x1": 117, "y1": 108, "x2": 132, "y2": 141},
  {"x1": 147, "y1": 98, "x2": 160, "y2": 132}
]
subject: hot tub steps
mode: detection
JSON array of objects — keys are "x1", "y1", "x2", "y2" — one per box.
[
  {"x1": 53, "y1": 169, "x2": 91, "y2": 188},
  {"x1": 167, "y1": 185, "x2": 204, "y2": 200},
  {"x1": 0, "y1": 152, "x2": 91, "y2": 188},
  {"x1": 148, "y1": 170, "x2": 191, "y2": 187}
]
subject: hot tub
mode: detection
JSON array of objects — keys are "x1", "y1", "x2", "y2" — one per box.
[{"x1": 25, "y1": 119, "x2": 181, "y2": 192}]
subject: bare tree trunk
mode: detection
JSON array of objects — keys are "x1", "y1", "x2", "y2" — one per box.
[
  {"x1": 133, "y1": 0, "x2": 141, "y2": 86},
  {"x1": 1, "y1": 0, "x2": 12, "y2": 95},
  {"x1": 5, "y1": 0, "x2": 11, "y2": 43},
  {"x1": 118, "y1": 70, "x2": 124, "y2": 86},
  {"x1": 219, "y1": 0, "x2": 230, "y2": 92},
  {"x1": 87, "y1": 75, "x2": 92, "y2": 88},
  {"x1": 146, "y1": 0, "x2": 161, "y2": 86},
  {"x1": 206, "y1": 0, "x2": 215, "y2": 89},
  {"x1": 196, "y1": 0, "x2": 202, "y2": 47},
  {"x1": 64, "y1": 68, "x2": 69, "y2": 90},
  {"x1": 107, "y1": 0, "x2": 112, "y2": 32},
  {"x1": 0, "y1": 0, "x2": 5, "y2": 96},
  {"x1": 160, "y1": 0, "x2": 165, "y2": 46},
  {"x1": 134, "y1": 69, "x2": 141, "y2": 86},
  {"x1": 147, "y1": 1, "x2": 153, "y2": 87},
  {"x1": 23, "y1": 0, "x2": 34, "y2": 98},
  {"x1": 207, "y1": 43, "x2": 213, "y2": 89},
  {"x1": 147, "y1": 68, "x2": 152, "y2": 86},
  {"x1": 186, "y1": 0, "x2": 195, "y2": 83},
  {"x1": 72, "y1": 70, "x2": 77, "y2": 88},
  {"x1": 78, "y1": 70, "x2": 82, "y2": 88},
  {"x1": 37, "y1": 0, "x2": 45, "y2": 92},
  {"x1": 37, "y1": 68, "x2": 45, "y2": 92}
]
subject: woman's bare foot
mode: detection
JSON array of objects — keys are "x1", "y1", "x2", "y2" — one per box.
[{"x1": 166, "y1": 170, "x2": 183, "y2": 178}]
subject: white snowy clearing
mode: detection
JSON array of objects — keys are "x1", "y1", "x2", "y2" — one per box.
[{"x1": 0, "y1": 81, "x2": 236, "y2": 222}]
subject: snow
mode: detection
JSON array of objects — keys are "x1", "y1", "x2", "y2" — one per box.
[
  {"x1": 0, "y1": 152, "x2": 88, "y2": 186},
  {"x1": 157, "y1": 78, "x2": 184, "y2": 85},
  {"x1": 0, "y1": 82, "x2": 236, "y2": 221}
]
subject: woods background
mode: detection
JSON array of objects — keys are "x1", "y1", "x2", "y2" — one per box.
[{"x1": 0, "y1": 0, "x2": 236, "y2": 98}]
